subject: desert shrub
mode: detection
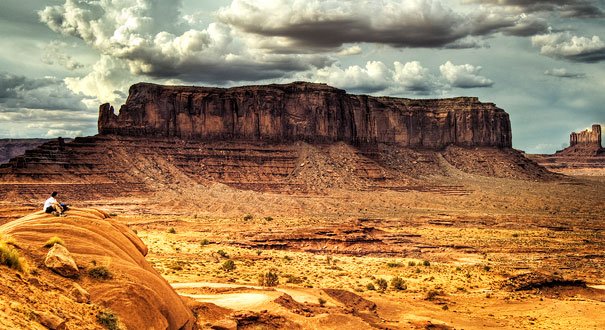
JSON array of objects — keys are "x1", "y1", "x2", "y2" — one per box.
[
  {"x1": 108, "y1": 213, "x2": 118, "y2": 217},
  {"x1": 387, "y1": 262, "x2": 402, "y2": 268},
  {"x1": 283, "y1": 255, "x2": 292, "y2": 261},
  {"x1": 256, "y1": 250, "x2": 262, "y2": 256},
  {"x1": 264, "y1": 216, "x2": 273, "y2": 221},
  {"x1": 512, "y1": 233, "x2": 519, "y2": 238},
  {"x1": 423, "y1": 260, "x2": 431, "y2": 267},
  {"x1": 200, "y1": 239, "x2": 210, "y2": 246},
  {"x1": 167, "y1": 227, "x2": 176, "y2": 234},
  {"x1": 89, "y1": 266, "x2": 113, "y2": 280},
  {"x1": 243, "y1": 214, "x2": 253, "y2": 221},
  {"x1": 483, "y1": 265, "x2": 491, "y2": 272},
  {"x1": 285, "y1": 274, "x2": 303, "y2": 284},
  {"x1": 0, "y1": 241, "x2": 23, "y2": 272},
  {"x1": 375, "y1": 278, "x2": 388, "y2": 292},
  {"x1": 318, "y1": 297, "x2": 327, "y2": 307},
  {"x1": 96, "y1": 311, "x2": 119, "y2": 330},
  {"x1": 221, "y1": 260, "x2": 236, "y2": 272},
  {"x1": 442, "y1": 305, "x2": 449, "y2": 311},
  {"x1": 366, "y1": 283, "x2": 376, "y2": 291},
  {"x1": 408, "y1": 261, "x2": 416, "y2": 266},
  {"x1": 43, "y1": 236, "x2": 64, "y2": 248},
  {"x1": 258, "y1": 271, "x2": 279, "y2": 287},
  {"x1": 425, "y1": 290, "x2": 442, "y2": 300},
  {"x1": 217, "y1": 250, "x2": 229, "y2": 258},
  {"x1": 391, "y1": 277, "x2": 407, "y2": 291}
]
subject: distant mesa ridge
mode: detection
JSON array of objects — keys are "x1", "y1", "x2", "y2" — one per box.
[{"x1": 98, "y1": 82, "x2": 512, "y2": 149}]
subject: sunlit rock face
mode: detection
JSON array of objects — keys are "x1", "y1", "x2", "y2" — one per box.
[{"x1": 99, "y1": 82, "x2": 512, "y2": 149}]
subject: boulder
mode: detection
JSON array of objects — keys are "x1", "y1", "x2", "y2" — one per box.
[
  {"x1": 34, "y1": 311, "x2": 66, "y2": 330},
  {"x1": 70, "y1": 282, "x2": 90, "y2": 303},
  {"x1": 44, "y1": 243, "x2": 79, "y2": 278}
]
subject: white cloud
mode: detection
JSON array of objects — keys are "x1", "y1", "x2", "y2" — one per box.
[
  {"x1": 544, "y1": 68, "x2": 586, "y2": 78},
  {"x1": 312, "y1": 61, "x2": 392, "y2": 93},
  {"x1": 64, "y1": 55, "x2": 136, "y2": 106},
  {"x1": 439, "y1": 61, "x2": 494, "y2": 88},
  {"x1": 303, "y1": 60, "x2": 492, "y2": 94},
  {"x1": 393, "y1": 61, "x2": 441, "y2": 92},
  {"x1": 532, "y1": 32, "x2": 605, "y2": 62},
  {"x1": 39, "y1": 0, "x2": 330, "y2": 84},
  {"x1": 337, "y1": 45, "x2": 363, "y2": 56}
]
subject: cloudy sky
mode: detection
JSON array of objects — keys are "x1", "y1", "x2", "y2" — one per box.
[{"x1": 1, "y1": 0, "x2": 604, "y2": 153}]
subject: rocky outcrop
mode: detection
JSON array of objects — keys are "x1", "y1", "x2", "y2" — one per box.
[
  {"x1": 99, "y1": 82, "x2": 512, "y2": 149},
  {"x1": 570, "y1": 124, "x2": 602, "y2": 148},
  {"x1": 0, "y1": 139, "x2": 64, "y2": 164},
  {"x1": 0, "y1": 208, "x2": 196, "y2": 330}
]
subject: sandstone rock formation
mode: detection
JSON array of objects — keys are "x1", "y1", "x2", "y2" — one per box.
[
  {"x1": 0, "y1": 208, "x2": 196, "y2": 329},
  {"x1": 99, "y1": 82, "x2": 512, "y2": 149},
  {"x1": 570, "y1": 124, "x2": 602, "y2": 148},
  {"x1": 527, "y1": 124, "x2": 604, "y2": 174}
]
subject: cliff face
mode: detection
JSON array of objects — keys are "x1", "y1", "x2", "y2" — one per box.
[
  {"x1": 570, "y1": 124, "x2": 602, "y2": 148},
  {"x1": 99, "y1": 82, "x2": 512, "y2": 149}
]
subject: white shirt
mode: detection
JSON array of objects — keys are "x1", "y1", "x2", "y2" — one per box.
[{"x1": 44, "y1": 197, "x2": 57, "y2": 210}]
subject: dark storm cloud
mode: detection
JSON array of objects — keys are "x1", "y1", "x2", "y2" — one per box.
[
  {"x1": 464, "y1": 0, "x2": 604, "y2": 18},
  {"x1": 38, "y1": 0, "x2": 333, "y2": 83},
  {"x1": 217, "y1": 0, "x2": 549, "y2": 52},
  {"x1": 0, "y1": 72, "x2": 86, "y2": 111}
]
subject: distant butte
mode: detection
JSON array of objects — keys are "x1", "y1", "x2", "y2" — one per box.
[
  {"x1": 99, "y1": 82, "x2": 512, "y2": 149},
  {"x1": 562, "y1": 124, "x2": 603, "y2": 155},
  {"x1": 528, "y1": 124, "x2": 605, "y2": 174}
]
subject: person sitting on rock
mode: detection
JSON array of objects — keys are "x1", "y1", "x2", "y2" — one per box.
[{"x1": 43, "y1": 191, "x2": 68, "y2": 216}]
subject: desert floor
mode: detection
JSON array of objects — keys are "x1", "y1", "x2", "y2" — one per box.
[{"x1": 1, "y1": 172, "x2": 604, "y2": 329}]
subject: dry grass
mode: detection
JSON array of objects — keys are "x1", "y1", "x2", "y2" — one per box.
[
  {"x1": 0, "y1": 240, "x2": 23, "y2": 272},
  {"x1": 43, "y1": 236, "x2": 65, "y2": 248}
]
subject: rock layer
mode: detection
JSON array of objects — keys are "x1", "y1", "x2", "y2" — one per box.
[{"x1": 99, "y1": 82, "x2": 512, "y2": 149}]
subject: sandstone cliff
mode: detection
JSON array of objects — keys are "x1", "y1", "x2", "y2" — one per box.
[{"x1": 99, "y1": 82, "x2": 512, "y2": 149}]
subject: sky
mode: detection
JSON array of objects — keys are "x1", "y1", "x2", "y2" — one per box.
[{"x1": 0, "y1": 0, "x2": 604, "y2": 153}]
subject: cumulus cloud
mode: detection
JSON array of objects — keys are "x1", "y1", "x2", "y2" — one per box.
[
  {"x1": 38, "y1": 0, "x2": 330, "y2": 84},
  {"x1": 312, "y1": 61, "x2": 392, "y2": 93},
  {"x1": 218, "y1": 0, "x2": 547, "y2": 51},
  {"x1": 303, "y1": 60, "x2": 493, "y2": 95},
  {"x1": 439, "y1": 61, "x2": 494, "y2": 88},
  {"x1": 544, "y1": 68, "x2": 586, "y2": 78},
  {"x1": 463, "y1": 0, "x2": 604, "y2": 18},
  {"x1": 393, "y1": 61, "x2": 441, "y2": 93},
  {"x1": 532, "y1": 32, "x2": 605, "y2": 62},
  {"x1": 64, "y1": 55, "x2": 137, "y2": 106}
]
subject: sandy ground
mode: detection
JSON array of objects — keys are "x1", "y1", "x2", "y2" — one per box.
[{"x1": 1, "y1": 170, "x2": 604, "y2": 328}]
